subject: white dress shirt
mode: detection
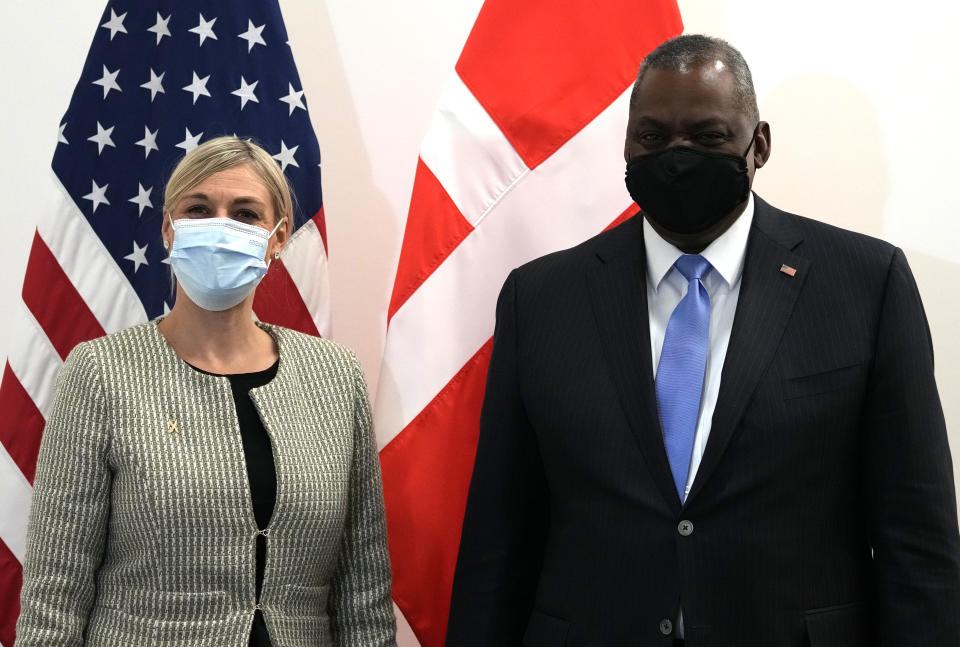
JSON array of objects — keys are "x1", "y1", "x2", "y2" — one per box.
[{"x1": 644, "y1": 194, "x2": 754, "y2": 639}]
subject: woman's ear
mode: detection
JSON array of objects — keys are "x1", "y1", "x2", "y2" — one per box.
[
  {"x1": 161, "y1": 212, "x2": 173, "y2": 250},
  {"x1": 272, "y1": 216, "x2": 289, "y2": 254}
]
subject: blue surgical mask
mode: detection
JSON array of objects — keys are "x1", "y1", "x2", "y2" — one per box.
[{"x1": 169, "y1": 216, "x2": 284, "y2": 311}]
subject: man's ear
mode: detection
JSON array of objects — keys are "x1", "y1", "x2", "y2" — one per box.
[{"x1": 753, "y1": 121, "x2": 771, "y2": 169}]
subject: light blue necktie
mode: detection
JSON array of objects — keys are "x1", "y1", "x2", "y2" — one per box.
[{"x1": 656, "y1": 254, "x2": 712, "y2": 499}]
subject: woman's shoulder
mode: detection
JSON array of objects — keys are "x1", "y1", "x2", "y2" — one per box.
[
  {"x1": 261, "y1": 323, "x2": 361, "y2": 372},
  {"x1": 69, "y1": 320, "x2": 163, "y2": 360},
  {"x1": 57, "y1": 321, "x2": 165, "y2": 394}
]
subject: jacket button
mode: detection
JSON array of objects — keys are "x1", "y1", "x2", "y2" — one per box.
[
  {"x1": 678, "y1": 520, "x2": 694, "y2": 536},
  {"x1": 659, "y1": 618, "x2": 673, "y2": 635}
]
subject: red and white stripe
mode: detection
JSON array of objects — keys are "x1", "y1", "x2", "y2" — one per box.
[
  {"x1": 0, "y1": 171, "x2": 329, "y2": 647},
  {"x1": 375, "y1": 2, "x2": 682, "y2": 646},
  {"x1": 254, "y1": 209, "x2": 330, "y2": 337}
]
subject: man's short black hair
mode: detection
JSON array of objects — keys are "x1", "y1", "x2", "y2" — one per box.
[{"x1": 632, "y1": 34, "x2": 759, "y2": 122}]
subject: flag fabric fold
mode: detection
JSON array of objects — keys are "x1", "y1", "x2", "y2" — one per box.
[
  {"x1": 376, "y1": 2, "x2": 682, "y2": 646},
  {"x1": 0, "y1": 2, "x2": 328, "y2": 644}
]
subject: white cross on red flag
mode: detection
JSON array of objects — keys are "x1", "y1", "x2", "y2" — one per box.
[{"x1": 375, "y1": 1, "x2": 682, "y2": 645}]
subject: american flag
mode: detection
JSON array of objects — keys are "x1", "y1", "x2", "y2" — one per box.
[
  {"x1": 0, "y1": 1, "x2": 328, "y2": 643},
  {"x1": 374, "y1": 1, "x2": 682, "y2": 645}
]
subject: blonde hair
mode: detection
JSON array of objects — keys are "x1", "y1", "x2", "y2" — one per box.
[{"x1": 163, "y1": 136, "x2": 293, "y2": 226}]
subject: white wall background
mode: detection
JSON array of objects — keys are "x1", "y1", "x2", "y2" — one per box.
[{"x1": 1, "y1": 1, "x2": 958, "y2": 642}]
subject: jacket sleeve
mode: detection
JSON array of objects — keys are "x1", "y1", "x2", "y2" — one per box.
[
  {"x1": 445, "y1": 270, "x2": 550, "y2": 647},
  {"x1": 15, "y1": 342, "x2": 112, "y2": 647},
  {"x1": 328, "y1": 353, "x2": 397, "y2": 647},
  {"x1": 862, "y1": 248, "x2": 960, "y2": 645}
]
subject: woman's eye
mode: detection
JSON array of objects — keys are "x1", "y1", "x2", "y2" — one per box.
[
  {"x1": 186, "y1": 205, "x2": 208, "y2": 215},
  {"x1": 235, "y1": 210, "x2": 259, "y2": 221}
]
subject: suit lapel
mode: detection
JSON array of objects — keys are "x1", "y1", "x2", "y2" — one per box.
[
  {"x1": 586, "y1": 218, "x2": 682, "y2": 512},
  {"x1": 686, "y1": 197, "x2": 810, "y2": 504}
]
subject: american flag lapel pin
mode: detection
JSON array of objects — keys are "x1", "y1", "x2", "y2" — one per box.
[{"x1": 779, "y1": 264, "x2": 797, "y2": 277}]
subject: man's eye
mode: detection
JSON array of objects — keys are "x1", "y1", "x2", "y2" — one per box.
[
  {"x1": 695, "y1": 132, "x2": 726, "y2": 145},
  {"x1": 639, "y1": 132, "x2": 663, "y2": 144}
]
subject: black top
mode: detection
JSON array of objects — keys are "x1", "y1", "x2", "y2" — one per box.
[
  {"x1": 226, "y1": 364, "x2": 279, "y2": 532},
  {"x1": 191, "y1": 360, "x2": 279, "y2": 647}
]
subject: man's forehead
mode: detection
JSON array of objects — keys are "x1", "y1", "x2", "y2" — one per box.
[
  {"x1": 674, "y1": 59, "x2": 727, "y2": 75},
  {"x1": 631, "y1": 62, "x2": 741, "y2": 114},
  {"x1": 638, "y1": 60, "x2": 735, "y2": 91}
]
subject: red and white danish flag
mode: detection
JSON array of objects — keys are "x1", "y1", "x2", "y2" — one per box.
[{"x1": 374, "y1": 2, "x2": 683, "y2": 645}]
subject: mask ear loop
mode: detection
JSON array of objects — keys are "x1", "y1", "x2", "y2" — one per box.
[
  {"x1": 742, "y1": 123, "x2": 761, "y2": 158},
  {"x1": 267, "y1": 217, "x2": 287, "y2": 265},
  {"x1": 163, "y1": 213, "x2": 178, "y2": 298},
  {"x1": 267, "y1": 216, "x2": 286, "y2": 238}
]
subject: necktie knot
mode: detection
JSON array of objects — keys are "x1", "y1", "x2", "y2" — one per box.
[{"x1": 675, "y1": 254, "x2": 711, "y2": 282}]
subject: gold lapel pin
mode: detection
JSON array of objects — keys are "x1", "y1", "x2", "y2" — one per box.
[
  {"x1": 167, "y1": 420, "x2": 180, "y2": 434},
  {"x1": 779, "y1": 264, "x2": 797, "y2": 277}
]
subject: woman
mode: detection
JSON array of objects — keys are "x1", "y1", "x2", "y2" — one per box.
[{"x1": 15, "y1": 136, "x2": 397, "y2": 647}]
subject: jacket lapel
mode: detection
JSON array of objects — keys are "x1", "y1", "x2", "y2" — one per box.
[
  {"x1": 586, "y1": 218, "x2": 681, "y2": 512},
  {"x1": 686, "y1": 197, "x2": 810, "y2": 504}
]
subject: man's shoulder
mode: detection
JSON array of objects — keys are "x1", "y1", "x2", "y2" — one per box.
[
  {"x1": 754, "y1": 196, "x2": 898, "y2": 271},
  {"x1": 514, "y1": 215, "x2": 641, "y2": 281}
]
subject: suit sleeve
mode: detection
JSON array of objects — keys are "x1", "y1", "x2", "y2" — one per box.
[
  {"x1": 328, "y1": 353, "x2": 397, "y2": 647},
  {"x1": 15, "y1": 343, "x2": 112, "y2": 647},
  {"x1": 446, "y1": 270, "x2": 550, "y2": 647},
  {"x1": 862, "y1": 248, "x2": 960, "y2": 645}
]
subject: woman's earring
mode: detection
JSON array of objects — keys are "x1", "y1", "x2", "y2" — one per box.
[
  {"x1": 273, "y1": 250, "x2": 281, "y2": 260},
  {"x1": 162, "y1": 239, "x2": 170, "y2": 250}
]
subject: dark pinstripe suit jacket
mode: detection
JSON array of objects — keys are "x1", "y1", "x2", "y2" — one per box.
[{"x1": 446, "y1": 195, "x2": 960, "y2": 647}]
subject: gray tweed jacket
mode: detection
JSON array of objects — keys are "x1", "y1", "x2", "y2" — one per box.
[{"x1": 15, "y1": 320, "x2": 396, "y2": 647}]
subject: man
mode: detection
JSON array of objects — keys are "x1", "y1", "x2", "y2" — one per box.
[{"x1": 445, "y1": 35, "x2": 960, "y2": 646}]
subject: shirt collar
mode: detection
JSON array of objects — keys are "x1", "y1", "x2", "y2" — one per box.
[{"x1": 643, "y1": 192, "x2": 755, "y2": 292}]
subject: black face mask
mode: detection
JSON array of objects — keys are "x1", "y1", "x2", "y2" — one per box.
[{"x1": 624, "y1": 130, "x2": 757, "y2": 235}]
